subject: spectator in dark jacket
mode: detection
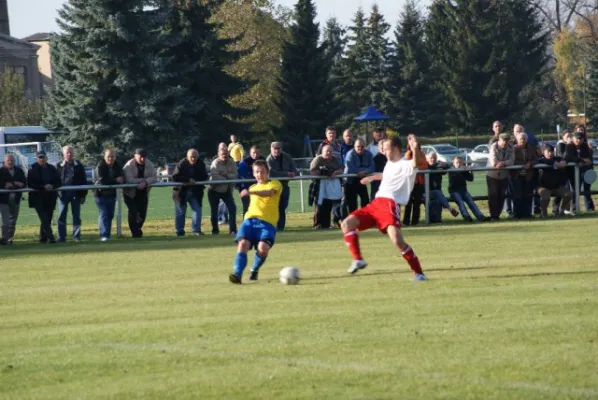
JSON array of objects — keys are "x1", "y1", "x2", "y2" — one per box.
[
  {"x1": 56, "y1": 145, "x2": 88, "y2": 242},
  {"x1": 237, "y1": 145, "x2": 265, "y2": 216},
  {"x1": 344, "y1": 139, "x2": 374, "y2": 213},
  {"x1": 94, "y1": 149, "x2": 124, "y2": 241},
  {"x1": 310, "y1": 145, "x2": 344, "y2": 229},
  {"x1": 0, "y1": 154, "x2": 26, "y2": 244},
  {"x1": 449, "y1": 157, "x2": 489, "y2": 222},
  {"x1": 511, "y1": 132, "x2": 539, "y2": 219},
  {"x1": 537, "y1": 144, "x2": 572, "y2": 217},
  {"x1": 28, "y1": 151, "x2": 61, "y2": 243},
  {"x1": 426, "y1": 152, "x2": 459, "y2": 218},
  {"x1": 172, "y1": 148, "x2": 208, "y2": 236},
  {"x1": 340, "y1": 129, "x2": 354, "y2": 164},
  {"x1": 370, "y1": 139, "x2": 387, "y2": 200},
  {"x1": 566, "y1": 132, "x2": 595, "y2": 212},
  {"x1": 266, "y1": 142, "x2": 297, "y2": 231}
]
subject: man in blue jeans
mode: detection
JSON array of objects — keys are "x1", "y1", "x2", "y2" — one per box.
[
  {"x1": 426, "y1": 152, "x2": 459, "y2": 219},
  {"x1": 449, "y1": 157, "x2": 490, "y2": 222},
  {"x1": 266, "y1": 142, "x2": 297, "y2": 231},
  {"x1": 172, "y1": 149, "x2": 208, "y2": 236},
  {"x1": 93, "y1": 149, "x2": 124, "y2": 241},
  {"x1": 56, "y1": 145, "x2": 88, "y2": 242}
]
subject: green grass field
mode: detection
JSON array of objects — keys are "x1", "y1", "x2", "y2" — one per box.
[{"x1": 1, "y1": 214, "x2": 597, "y2": 399}]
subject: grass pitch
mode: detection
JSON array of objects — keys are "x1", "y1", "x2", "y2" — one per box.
[{"x1": 1, "y1": 215, "x2": 597, "y2": 399}]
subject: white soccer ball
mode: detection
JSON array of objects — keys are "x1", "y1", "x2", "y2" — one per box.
[{"x1": 279, "y1": 266, "x2": 301, "y2": 285}]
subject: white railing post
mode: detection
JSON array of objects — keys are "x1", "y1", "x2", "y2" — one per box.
[
  {"x1": 299, "y1": 170, "x2": 305, "y2": 213},
  {"x1": 116, "y1": 188, "x2": 123, "y2": 237},
  {"x1": 424, "y1": 171, "x2": 430, "y2": 225},
  {"x1": 574, "y1": 164, "x2": 580, "y2": 214}
]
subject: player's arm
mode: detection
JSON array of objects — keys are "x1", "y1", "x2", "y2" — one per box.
[
  {"x1": 247, "y1": 188, "x2": 278, "y2": 197},
  {"x1": 360, "y1": 173, "x2": 382, "y2": 185}
]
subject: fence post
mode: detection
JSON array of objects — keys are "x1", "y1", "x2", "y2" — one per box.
[
  {"x1": 574, "y1": 164, "x2": 580, "y2": 214},
  {"x1": 424, "y1": 171, "x2": 430, "y2": 225},
  {"x1": 299, "y1": 170, "x2": 305, "y2": 213},
  {"x1": 116, "y1": 188, "x2": 123, "y2": 237}
]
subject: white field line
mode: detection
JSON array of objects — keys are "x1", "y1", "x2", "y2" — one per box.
[{"x1": 13, "y1": 342, "x2": 598, "y2": 398}]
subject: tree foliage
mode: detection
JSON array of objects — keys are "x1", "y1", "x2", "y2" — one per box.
[
  {"x1": 275, "y1": 0, "x2": 337, "y2": 154},
  {"x1": 426, "y1": 0, "x2": 549, "y2": 132},
  {"x1": 0, "y1": 69, "x2": 45, "y2": 127}
]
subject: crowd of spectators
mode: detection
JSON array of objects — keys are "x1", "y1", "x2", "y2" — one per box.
[{"x1": 0, "y1": 122, "x2": 594, "y2": 244}]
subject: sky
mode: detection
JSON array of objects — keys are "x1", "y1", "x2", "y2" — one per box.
[{"x1": 8, "y1": 0, "x2": 431, "y2": 39}]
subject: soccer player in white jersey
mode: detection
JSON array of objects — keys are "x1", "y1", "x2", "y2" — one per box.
[{"x1": 340, "y1": 135, "x2": 427, "y2": 281}]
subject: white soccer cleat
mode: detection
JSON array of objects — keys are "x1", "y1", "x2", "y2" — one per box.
[
  {"x1": 412, "y1": 273, "x2": 428, "y2": 282},
  {"x1": 348, "y1": 260, "x2": 368, "y2": 274}
]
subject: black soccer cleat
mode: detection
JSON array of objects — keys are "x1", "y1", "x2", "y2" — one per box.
[
  {"x1": 249, "y1": 270, "x2": 259, "y2": 281},
  {"x1": 229, "y1": 273, "x2": 242, "y2": 284}
]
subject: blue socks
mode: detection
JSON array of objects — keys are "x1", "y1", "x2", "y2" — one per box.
[
  {"x1": 252, "y1": 252, "x2": 267, "y2": 272},
  {"x1": 233, "y1": 252, "x2": 248, "y2": 277}
]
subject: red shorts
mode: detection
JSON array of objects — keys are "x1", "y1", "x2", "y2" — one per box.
[{"x1": 350, "y1": 197, "x2": 401, "y2": 233}]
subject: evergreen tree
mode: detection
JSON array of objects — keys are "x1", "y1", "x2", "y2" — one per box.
[
  {"x1": 388, "y1": 0, "x2": 445, "y2": 135},
  {"x1": 335, "y1": 8, "x2": 370, "y2": 129},
  {"x1": 426, "y1": 0, "x2": 549, "y2": 132},
  {"x1": 275, "y1": 0, "x2": 336, "y2": 154},
  {"x1": 46, "y1": 0, "x2": 250, "y2": 161},
  {"x1": 365, "y1": 4, "x2": 392, "y2": 112},
  {"x1": 323, "y1": 17, "x2": 346, "y2": 67}
]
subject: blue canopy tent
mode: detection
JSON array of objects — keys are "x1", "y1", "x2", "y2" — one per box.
[{"x1": 353, "y1": 105, "x2": 390, "y2": 143}]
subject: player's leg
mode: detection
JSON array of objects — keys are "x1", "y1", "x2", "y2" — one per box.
[
  {"x1": 386, "y1": 225, "x2": 427, "y2": 281},
  {"x1": 230, "y1": 238, "x2": 251, "y2": 284},
  {"x1": 249, "y1": 241, "x2": 272, "y2": 281},
  {"x1": 342, "y1": 209, "x2": 373, "y2": 274}
]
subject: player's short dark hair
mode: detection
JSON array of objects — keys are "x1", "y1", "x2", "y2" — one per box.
[
  {"x1": 253, "y1": 159, "x2": 269, "y2": 172},
  {"x1": 326, "y1": 126, "x2": 337, "y2": 133},
  {"x1": 250, "y1": 145, "x2": 260, "y2": 151},
  {"x1": 388, "y1": 136, "x2": 402, "y2": 151}
]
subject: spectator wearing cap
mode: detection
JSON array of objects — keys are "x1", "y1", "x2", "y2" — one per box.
[
  {"x1": 486, "y1": 133, "x2": 515, "y2": 220},
  {"x1": 537, "y1": 144, "x2": 572, "y2": 217},
  {"x1": 123, "y1": 148, "x2": 157, "y2": 238},
  {"x1": 237, "y1": 145, "x2": 265, "y2": 217},
  {"x1": 0, "y1": 154, "x2": 26, "y2": 244},
  {"x1": 209, "y1": 146, "x2": 238, "y2": 235},
  {"x1": 56, "y1": 145, "x2": 88, "y2": 242},
  {"x1": 309, "y1": 145, "x2": 344, "y2": 229},
  {"x1": 172, "y1": 148, "x2": 208, "y2": 236},
  {"x1": 267, "y1": 142, "x2": 297, "y2": 231},
  {"x1": 94, "y1": 148, "x2": 124, "y2": 241},
  {"x1": 27, "y1": 151, "x2": 61, "y2": 243},
  {"x1": 566, "y1": 132, "x2": 595, "y2": 212},
  {"x1": 344, "y1": 139, "x2": 374, "y2": 213},
  {"x1": 511, "y1": 132, "x2": 539, "y2": 219}
]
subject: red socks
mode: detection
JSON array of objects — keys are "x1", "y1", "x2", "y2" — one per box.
[
  {"x1": 344, "y1": 231, "x2": 363, "y2": 260},
  {"x1": 401, "y1": 245, "x2": 423, "y2": 275}
]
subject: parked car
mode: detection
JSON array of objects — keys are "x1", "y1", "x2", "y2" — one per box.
[
  {"x1": 421, "y1": 144, "x2": 467, "y2": 164},
  {"x1": 467, "y1": 144, "x2": 490, "y2": 166}
]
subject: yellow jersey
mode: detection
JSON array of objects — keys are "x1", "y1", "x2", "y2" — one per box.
[{"x1": 245, "y1": 180, "x2": 282, "y2": 227}]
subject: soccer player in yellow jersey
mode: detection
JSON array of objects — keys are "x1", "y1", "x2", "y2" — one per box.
[{"x1": 229, "y1": 160, "x2": 282, "y2": 284}]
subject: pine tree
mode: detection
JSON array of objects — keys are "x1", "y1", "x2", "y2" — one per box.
[
  {"x1": 335, "y1": 8, "x2": 370, "y2": 129},
  {"x1": 388, "y1": 0, "x2": 445, "y2": 135},
  {"x1": 426, "y1": 0, "x2": 548, "y2": 132},
  {"x1": 46, "y1": 0, "x2": 251, "y2": 162},
  {"x1": 275, "y1": 0, "x2": 337, "y2": 154},
  {"x1": 365, "y1": 4, "x2": 391, "y2": 112}
]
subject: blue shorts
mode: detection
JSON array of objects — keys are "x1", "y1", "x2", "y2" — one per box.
[{"x1": 235, "y1": 218, "x2": 277, "y2": 249}]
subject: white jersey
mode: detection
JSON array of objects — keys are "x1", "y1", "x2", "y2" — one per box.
[{"x1": 375, "y1": 158, "x2": 417, "y2": 205}]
